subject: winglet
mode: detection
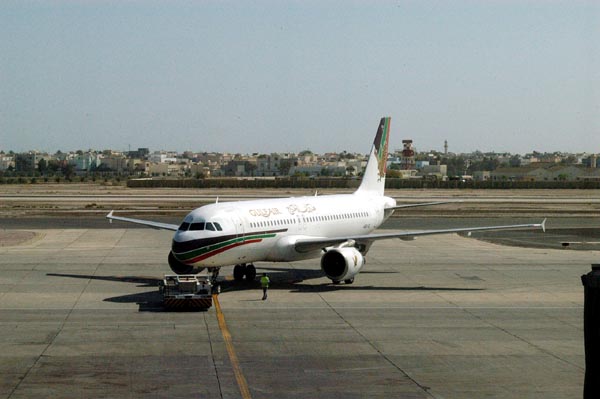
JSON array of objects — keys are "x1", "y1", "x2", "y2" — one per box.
[
  {"x1": 107, "y1": 210, "x2": 113, "y2": 224},
  {"x1": 541, "y1": 218, "x2": 547, "y2": 233}
]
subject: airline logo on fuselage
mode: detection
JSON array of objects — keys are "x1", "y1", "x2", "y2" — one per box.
[
  {"x1": 287, "y1": 204, "x2": 316, "y2": 215},
  {"x1": 248, "y1": 203, "x2": 317, "y2": 218},
  {"x1": 249, "y1": 208, "x2": 282, "y2": 218}
]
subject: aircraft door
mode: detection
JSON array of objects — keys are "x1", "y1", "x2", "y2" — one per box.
[
  {"x1": 220, "y1": 210, "x2": 249, "y2": 264},
  {"x1": 230, "y1": 212, "x2": 245, "y2": 238}
]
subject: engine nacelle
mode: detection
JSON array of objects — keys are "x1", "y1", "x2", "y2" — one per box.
[
  {"x1": 168, "y1": 252, "x2": 205, "y2": 275},
  {"x1": 320, "y1": 247, "x2": 365, "y2": 282}
]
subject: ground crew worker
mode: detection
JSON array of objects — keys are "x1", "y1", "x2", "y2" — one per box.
[{"x1": 260, "y1": 273, "x2": 270, "y2": 300}]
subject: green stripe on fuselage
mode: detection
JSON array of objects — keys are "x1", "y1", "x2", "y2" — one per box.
[{"x1": 175, "y1": 233, "x2": 277, "y2": 261}]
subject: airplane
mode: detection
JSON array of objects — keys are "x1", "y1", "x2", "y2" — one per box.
[{"x1": 107, "y1": 117, "x2": 545, "y2": 285}]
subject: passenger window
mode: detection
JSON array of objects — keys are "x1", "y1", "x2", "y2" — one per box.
[
  {"x1": 214, "y1": 222, "x2": 223, "y2": 231},
  {"x1": 205, "y1": 223, "x2": 215, "y2": 231},
  {"x1": 189, "y1": 222, "x2": 205, "y2": 231}
]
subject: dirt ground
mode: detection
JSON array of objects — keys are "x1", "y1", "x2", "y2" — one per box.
[{"x1": 0, "y1": 230, "x2": 42, "y2": 246}]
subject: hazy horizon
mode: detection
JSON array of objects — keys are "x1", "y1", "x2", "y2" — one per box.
[{"x1": 2, "y1": 1, "x2": 599, "y2": 154}]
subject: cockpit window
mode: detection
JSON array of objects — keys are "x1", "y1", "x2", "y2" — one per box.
[
  {"x1": 189, "y1": 222, "x2": 205, "y2": 231},
  {"x1": 183, "y1": 220, "x2": 222, "y2": 232}
]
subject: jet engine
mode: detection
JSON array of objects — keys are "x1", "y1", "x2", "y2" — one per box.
[
  {"x1": 168, "y1": 252, "x2": 205, "y2": 275},
  {"x1": 320, "y1": 247, "x2": 364, "y2": 283}
]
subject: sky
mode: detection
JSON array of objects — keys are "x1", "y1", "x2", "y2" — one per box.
[{"x1": 1, "y1": 0, "x2": 599, "y2": 155}]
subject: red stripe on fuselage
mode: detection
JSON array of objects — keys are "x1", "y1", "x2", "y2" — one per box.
[{"x1": 183, "y1": 239, "x2": 263, "y2": 265}]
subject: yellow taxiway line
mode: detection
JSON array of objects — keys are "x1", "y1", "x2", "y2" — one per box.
[{"x1": 213, "y1": 294, "x2": 252, "y2": 399}]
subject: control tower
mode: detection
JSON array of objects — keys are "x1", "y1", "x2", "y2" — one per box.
[{"x1": 400, "y1": 140, "x2": 416, "y2": 170}]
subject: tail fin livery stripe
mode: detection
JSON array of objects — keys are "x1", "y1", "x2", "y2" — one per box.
[
  {"x1": 376, "y1": 117, "x2": 390, "y2": 177},
  {"x1": 355, "y1": 116, "x2": 391, "y2": 196}
]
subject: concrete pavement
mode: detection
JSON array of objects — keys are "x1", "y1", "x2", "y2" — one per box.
[{"x1": 0, "y1": 226, "x2": 596, "y2": 398}]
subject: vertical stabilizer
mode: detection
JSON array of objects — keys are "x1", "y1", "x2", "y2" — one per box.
[{"x1": 355, "y1": 117, "x2": 391, "y2": 196}]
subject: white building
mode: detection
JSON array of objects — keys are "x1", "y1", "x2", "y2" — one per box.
[
  {"x1": 0, "y1": 155, "x2": 14, "y2": 171},
  {"x1": 148, "y1": 151, "x2": 177, "y2": 164}
]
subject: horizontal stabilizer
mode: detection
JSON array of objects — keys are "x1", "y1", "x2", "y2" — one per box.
[{"x1": 386, "y1": 201, "x2": 463, "y2": 210}]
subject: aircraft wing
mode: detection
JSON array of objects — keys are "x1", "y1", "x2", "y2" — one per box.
[
  {"x1": 106, "y1": 211, "x2": 179, "y2": 231},
  {"x1": 294, "y1": 219, "x2": 546, "y2": 253}
]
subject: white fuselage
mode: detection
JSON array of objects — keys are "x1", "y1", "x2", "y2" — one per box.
[
  {"x1": 108, "y1": 116, "x2": 543, "y2": 280},
  {"x1": 171, "y1": 192, "x2": 396, "y2": 267}
]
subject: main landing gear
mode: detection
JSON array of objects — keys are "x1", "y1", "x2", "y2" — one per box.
[
  {"x1": 331, "y1": 278, "x2": 354, "y2": 285},
  {"x1": 233, "y1": 263, "x2": 256, "y2": 282}
]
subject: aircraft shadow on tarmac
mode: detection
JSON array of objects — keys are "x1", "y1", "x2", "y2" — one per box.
[
  {"x1": 47, "y1": 269, "x2": 483, "y2": 311},
  {"x1": 47, "y1": 273, "x2": 166, "y2": 312}
]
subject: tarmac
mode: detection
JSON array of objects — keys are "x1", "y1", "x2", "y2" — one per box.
[{"x1": 1, "y1": 221, "x2": 598, "y2": 398}]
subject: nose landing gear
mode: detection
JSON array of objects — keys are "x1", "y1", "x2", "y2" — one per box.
[
  {"x1": 233, "y1": 263, "x2": 257, "y2": 282},
  {"x1": 208, "y1": 267, "x2": 221, "y2": 293}
]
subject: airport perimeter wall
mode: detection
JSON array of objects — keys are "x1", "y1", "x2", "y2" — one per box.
[{"x1": 126, "y1": 178, "x2": 600, "y2": 190}]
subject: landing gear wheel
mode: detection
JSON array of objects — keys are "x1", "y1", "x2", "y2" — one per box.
[
  {"x1": 233, "y1": 264, "x2": 246, "y2": 282},
  {"x1": 245, "y1": 264, "x2": 256, "y2": 282},
  {"x1": 332, "y1": 280, "x2": 341, "y2": 285},
  {"x1": 344, "y1": 278, "x2": 354, "y2": 284}
]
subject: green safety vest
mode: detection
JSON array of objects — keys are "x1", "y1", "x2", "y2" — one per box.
[{"x1": 260, "y1": 276, "x2": 270, "y2": 288}]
